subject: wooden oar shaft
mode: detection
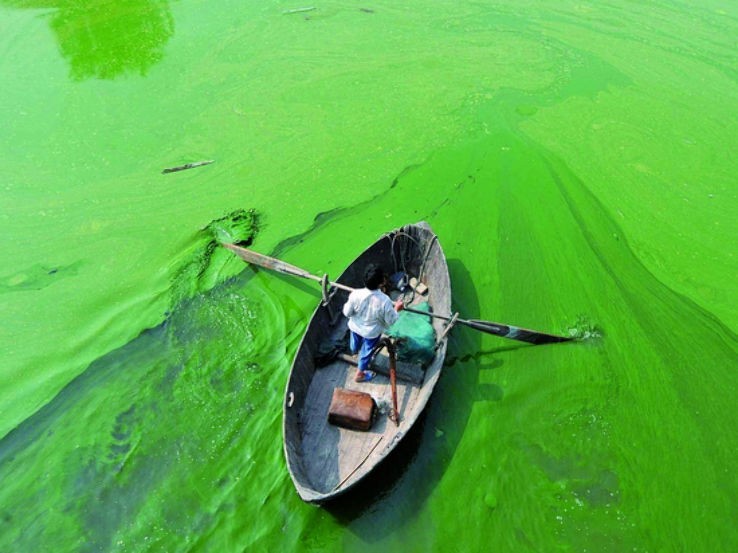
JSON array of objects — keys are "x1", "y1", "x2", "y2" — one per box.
[
  {"x1": 403, "y1": 306, "x2": 451, "y2": 321},
  {"x1": 404, "y1": 307, "x2": 571, "y2": 344},
  {"x1": 223, "y1": 243, "x2": 572, "y2": 344},
  {"x1": 223, "y1": 243, "x2": 353, "y2": 292}
]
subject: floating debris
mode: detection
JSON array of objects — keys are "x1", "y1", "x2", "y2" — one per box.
[
  {"x1": 162, "y1": 160, "x2": 214, "y2": 174},
  {"x1": 283, "y1": 6, "x2": 315, "y2": 15},
  {"x1": 359, "y1": 8, "x2": 375, "y2": 13}
]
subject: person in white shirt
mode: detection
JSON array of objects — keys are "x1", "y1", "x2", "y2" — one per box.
[{"x1": 342, "y1": 264, "x2": 404, "y2": 382}]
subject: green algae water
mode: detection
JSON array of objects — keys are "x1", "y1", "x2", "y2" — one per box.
[{"x1": 2, "y1": 1, "x2": 738, "y2": 551}]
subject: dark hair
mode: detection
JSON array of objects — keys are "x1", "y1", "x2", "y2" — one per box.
[{"x1": 363, "y1": 264, "x2": 385, "y2": 290}]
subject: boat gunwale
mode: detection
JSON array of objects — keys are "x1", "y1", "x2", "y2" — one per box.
[{"x1": 282, "y1": 221, "x2": 451, "y2": 503}]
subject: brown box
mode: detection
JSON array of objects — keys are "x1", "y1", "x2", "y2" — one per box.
[{"x1": 327, "y1": 388, "x2": 376, "y2": 431}]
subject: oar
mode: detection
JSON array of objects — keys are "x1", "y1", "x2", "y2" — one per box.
[
  {"x1": 223, "y1": 243, "x2": 573, "y2": 345},
  {"x1": 402, "y1": 307, "x2": 571, "y2": 344},
  {"x1": 223, "y1": 243, "x2": 353, "y2": 292}
]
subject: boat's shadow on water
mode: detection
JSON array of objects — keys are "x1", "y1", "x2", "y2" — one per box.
[{"x1": 324, "y1": 259, "x2": 498, "y2": 538}]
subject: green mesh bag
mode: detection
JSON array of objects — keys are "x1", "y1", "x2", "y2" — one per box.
[{"x1": 387, "y1": 301, "x2": 436, "y2": 365}]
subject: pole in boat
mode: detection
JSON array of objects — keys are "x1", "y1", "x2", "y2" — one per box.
[
  {"x1": 386, "y1": 339, "x2": 399, "y2": 426},
  {"x1": 371, "y1": 337, "x2": 400, "y2": 425}
]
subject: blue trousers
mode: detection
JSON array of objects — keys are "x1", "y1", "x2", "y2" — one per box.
[{"x1": 349, "y1": 331, "x2": 380, "y2": 371}]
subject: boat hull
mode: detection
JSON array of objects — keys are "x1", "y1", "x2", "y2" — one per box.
[{"x1": 282, "y1": 222, "x2": 451, "y2": 503}]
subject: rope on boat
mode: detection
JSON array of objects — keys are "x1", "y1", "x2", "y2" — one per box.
[
  {"x1": 385, "y1": 229, "x2": 437, "y2": 305},
  {"x1": 320, "y1": 274, "x2": 331, "y2": 305},
  {"x1": 418, "y1": 234, "x2": 438, "y2": 284},
  {"x1": 436, "y1": 312, "x2": 459, "y2": 349},
  {"x1": 332, "y1": 435, "x2": 384, "y2": 491}
]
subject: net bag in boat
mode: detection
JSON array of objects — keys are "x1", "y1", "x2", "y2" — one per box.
[{"x1": 386, "y1": 301, "x2": 436, "y2": 365}]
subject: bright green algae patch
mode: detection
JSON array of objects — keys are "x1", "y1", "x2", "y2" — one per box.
[{"x1": 2, "y1": 1, "x2": 738, "y2": 552}]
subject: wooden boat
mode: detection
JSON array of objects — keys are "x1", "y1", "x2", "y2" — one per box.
[
  {"x1": 283, "y1": 221, "x2": 451, "y2": 502},
  {"x1": 224, "y1": 222, "x2": 571, "y2": 502}
]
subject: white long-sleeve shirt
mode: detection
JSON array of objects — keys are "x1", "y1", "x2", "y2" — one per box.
[{"x1": 342, "y1": 288, "x2": 399, "y2": 339}]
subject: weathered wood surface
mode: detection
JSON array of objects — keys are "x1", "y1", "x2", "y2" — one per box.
[
  {"x1": 336, "y1": 350, "x2": 424, "y2": 386},
  {"x1": 300, "y1": 359, "x2": 419, "y2": 493},
  {"x1": 283, "y1": 222, "x2": 452, "y2": 503}
]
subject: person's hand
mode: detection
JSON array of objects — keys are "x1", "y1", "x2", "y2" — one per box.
[{"x1": 394, "y1": 299, "x2": 404, "y2": 312}]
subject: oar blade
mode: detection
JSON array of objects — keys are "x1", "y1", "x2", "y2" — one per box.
[
  {"x1": 462, "y1": 319, "x2": 572, "y2": 344},
  {"x1": 223, "y1": 243, "x2": 316, "y2": 280}
]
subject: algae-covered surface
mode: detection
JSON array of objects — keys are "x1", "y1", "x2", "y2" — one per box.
[{"x1": 1, "y1": 1, "x2": 737, "y2": 551}]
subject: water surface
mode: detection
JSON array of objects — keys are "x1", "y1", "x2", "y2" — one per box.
[{"x1": 1, "y1": 1, "x2": 737, "y2": 551}]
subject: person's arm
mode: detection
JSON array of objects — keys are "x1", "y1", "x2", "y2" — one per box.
[
  {"x1": 342, "y1": 293, "x2": 356, "y2": 318},
  {"x1": 382, "y1": 298, "x2": 402, "y2": 328}
]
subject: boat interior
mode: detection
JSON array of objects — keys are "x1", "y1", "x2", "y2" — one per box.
[{"x1": 284, "y1": 224, "x2": 451, "y2": 500}]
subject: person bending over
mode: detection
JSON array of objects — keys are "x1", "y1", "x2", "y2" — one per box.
[{"x1": 342, "y1": 264, "x2": 404, "y2": 382}]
